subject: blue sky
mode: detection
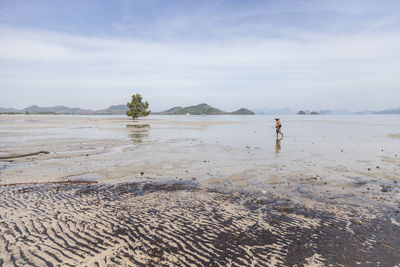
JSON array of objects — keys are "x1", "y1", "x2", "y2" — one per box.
[{"x1": 1, "y1": 0, "x2": 400, "y2": 111}]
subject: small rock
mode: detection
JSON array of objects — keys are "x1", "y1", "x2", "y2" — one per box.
[
  {"x1": 140, "y1": 172, "x2": 144, "y2": 175},
  {"x1": 376, "y1": 166, "x2": 380, "y2": 169}
]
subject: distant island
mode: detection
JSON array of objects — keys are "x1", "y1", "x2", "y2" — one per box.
[
  {"x1": 297, "y1": 110, "x2": 320, "y2": 115},
  {"x1": 374, "y1": 108, "x2": 400, "y2": 114},
  {"x1": 153, "y1": 103, "x2": 255, "y2": 115},
  {"x1": 0, "y1": 105, "x2": 129, "y2": 115},
  {"x1": 295, "y1": 108, "x2": 400, "y2": 115}
]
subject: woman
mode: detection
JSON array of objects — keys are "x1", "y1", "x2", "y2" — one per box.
[{"x1": 275, "y1": 118, "x2": 283, "y2": 138}]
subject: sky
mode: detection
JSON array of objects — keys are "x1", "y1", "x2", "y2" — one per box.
[{"x1": 0, "y1": 0, "x2": 399, "y2": 112}]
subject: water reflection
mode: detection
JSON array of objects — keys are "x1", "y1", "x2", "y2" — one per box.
[
  {"x1": 126, "y1": 124, "x2": 150, "y2": 143},
  {"x1": 275, "y1": 137, "x2": 283, "y2": 154}
]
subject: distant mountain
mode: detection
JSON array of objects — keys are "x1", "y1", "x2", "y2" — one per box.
[
  {"x1": 95, "y1": 105, "x2": 128, "y2": 115},
  {"x1": 21, "y1": 105, "x2": 44, "y2": 113},
  {"x1": 154, "y1": 103, "x2": 227, "y2": 115},
  {"x1": 231, "y1": 108, "x2": 255, "y2": 115},
  {"x1": 374, "y1": 108, "x2": 400, "y2": 114},
  {"x1": 155, "y1": 106, "x2": 185, "y2": 115},
  {"x1": 18, "y1": 105, "x2": 93, "y2": 114},
  {"x1": 154, "y1": 103, "x2": 255, "y2": 115},
  {"x1": 296, "y1": 110, "x2": 324, "y2": 115},
  {"x1": 0, "y1": 107, "x2": 20, "y2": 113},
  {"x1": 182, "y1": 103, "x2": 227, "y2": 115},
  {"x1": 0, "y1": 105, "x2": 102, "y2": 115}
]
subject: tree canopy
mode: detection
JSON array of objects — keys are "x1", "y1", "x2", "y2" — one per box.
[{"x1": 126, "y1": 93, "x2": 151, "y2": 119}]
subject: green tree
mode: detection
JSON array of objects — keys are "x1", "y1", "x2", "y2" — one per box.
[{"x1": 126, "y1": 93, "x2": 151, "y2": 119}]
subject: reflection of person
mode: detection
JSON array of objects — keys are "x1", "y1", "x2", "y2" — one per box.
[
  {"x1": 275, "y1": 118, "x2": 283, "y2": 138},
  {"x1": 275, "y1": 138, "x2": 281, "y2": 153}
]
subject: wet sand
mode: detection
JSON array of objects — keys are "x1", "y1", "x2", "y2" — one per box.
[
  {"x1": 0, "y1": 115, "x2": 399, "y2": 265},
  {"x1": 1, "y1": 181, "x2": 399, "y2": 266}
]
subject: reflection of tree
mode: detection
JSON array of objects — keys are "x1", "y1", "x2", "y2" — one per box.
[
  {"x1": 126, "y1": 124, "x2": 150, "y2": 143},
  {"x1": 127, "y1": 124, "x2": 150, "y2": 128}
]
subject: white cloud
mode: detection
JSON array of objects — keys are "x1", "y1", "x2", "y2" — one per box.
[{"x1": 0, "y1": 23, "x2": 399, "y2": 111}]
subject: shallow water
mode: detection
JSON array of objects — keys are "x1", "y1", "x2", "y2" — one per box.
[
  {"x1": 144, "y1": 115, "x2": 400, "y2": 181},
  {"x1": 0, "y1": 114, "x2": 399, "y2": 186}
]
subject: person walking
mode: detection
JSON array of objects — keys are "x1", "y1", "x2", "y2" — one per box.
[{"x1": 275, "y1": 118, "x2": 283, "y2": 139}]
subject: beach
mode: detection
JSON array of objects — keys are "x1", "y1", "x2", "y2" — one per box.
[{"x1": 0, "y1": 115, "x2": 399, "y2": 266}]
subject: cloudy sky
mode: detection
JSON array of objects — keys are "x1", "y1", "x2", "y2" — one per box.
[{"x1": 0, "y1": 0, "x2": 399, "y2": 111}]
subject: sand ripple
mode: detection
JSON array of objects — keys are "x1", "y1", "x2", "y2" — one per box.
[{"x1": 0, "y1": 182, "x2": 398, "y2": 266}]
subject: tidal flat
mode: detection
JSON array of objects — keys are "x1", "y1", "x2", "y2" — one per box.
[{"x1": 0, "y1": 114, "x2": 399, "y2": 266}]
